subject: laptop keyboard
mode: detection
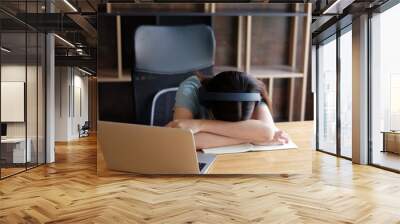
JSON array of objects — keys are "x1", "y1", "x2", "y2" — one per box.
[{"x1": 198, "y1": 163, "x2": 206, "y2": 171}]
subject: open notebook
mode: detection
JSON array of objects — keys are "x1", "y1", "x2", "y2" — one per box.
[{"x1": 202, "y1": 141, "x2": 298, "y2": 155}]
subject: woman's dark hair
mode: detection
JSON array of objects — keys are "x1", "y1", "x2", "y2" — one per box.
[{"x1": 202, "y1": 71, "x2": 271, "y2": 122}]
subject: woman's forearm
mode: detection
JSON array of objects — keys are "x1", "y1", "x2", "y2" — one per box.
[
  {"x1": 194, "y1": 132, "x2": 249, "y2": 149},
  {"x1": 198, "y1": 119, "x2": 275, "y2": 143}
]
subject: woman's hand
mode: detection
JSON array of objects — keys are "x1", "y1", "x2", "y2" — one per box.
[
  {"x1": 252, "y1": 129, "x2": 289, "y2": 146},
  {"x1": 166, "y1": 119, "x2": 203, "y2": 134},
  {"x1": 271, "y1": 130, "x2": 289, "y2": 144}
]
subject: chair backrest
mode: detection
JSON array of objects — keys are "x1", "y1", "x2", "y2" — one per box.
[
  {"x1": 150, "y1": 87, "x2": 178, "y2": 126},
  {"x1": 82, "y1": 121, "x2": 90, "y2": 129},
  {"x1": 133, "y1": 24, "x2": 215, "y2": 124}
]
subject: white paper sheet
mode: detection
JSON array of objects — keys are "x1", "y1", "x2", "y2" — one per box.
[{"x1": 202, "y1": 141, "x2": 298, "y2": 155}]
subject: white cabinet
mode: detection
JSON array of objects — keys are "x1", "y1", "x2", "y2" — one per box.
[{"x1": 1, "y1": 138, "x2": 32, "y2": 163}]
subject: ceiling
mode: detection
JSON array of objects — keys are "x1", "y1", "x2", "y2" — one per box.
[
  {"x1": 0, "y1": 0, "x2": 392, "y2": 72},
  {"x1": 0, "y1": 0, "x2": 100, "y2": 71}
]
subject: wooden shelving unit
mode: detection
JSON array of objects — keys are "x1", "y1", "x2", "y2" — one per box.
[
  {"x1": 249, "y1": 65, "x2": 303, "y2": 79},
  {"x1": 207, "y1": 3, "x2": 312, "y2": 121}
]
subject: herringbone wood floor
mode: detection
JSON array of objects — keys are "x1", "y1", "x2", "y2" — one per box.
[{"x1": 1, "y1": 135, "x2": 400, "y2": 223}]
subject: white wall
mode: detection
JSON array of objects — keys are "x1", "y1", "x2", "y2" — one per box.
[
  {"x1": 55, "y1": 66, "x2": 70, "y2": 141},
  {"x1": 70, "y1": 74, "x2": 89, "y2": 139},
  {"x1": 55, "y1": 67, "x2": 89, "y2": 141},
  {"x1": 1, "y1": 65, "x2": 26, "y2": 81}
]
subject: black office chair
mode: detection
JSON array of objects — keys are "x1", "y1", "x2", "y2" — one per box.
[
  {"x1": 132, "y1": 25, "x2": 216, "y2": 125},
  {"x1": 79, "y1": 121, "x2": 90, "y2": 138},
  {"x1": 150, "y1": 87, "x2": 178, "y2": 126}
]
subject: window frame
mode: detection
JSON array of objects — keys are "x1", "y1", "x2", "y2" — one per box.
[
  {"x1": 0, "y1": 1, "x2": 48, "y2": 180},
  {"x1": 315, "y1": 23, "x2": 353, "y2": 160}
]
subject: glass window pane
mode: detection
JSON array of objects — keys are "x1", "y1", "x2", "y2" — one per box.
[
  {"x1": 371, "y1": 3, "x2": 400, "y2": 171},
  {"x1": 0, "y1": 0, "x2": 46, "y2": 179},
  {"x1": 38, "y1": 33, "x2": 46, "y2": 165},
  {"x1": 27, "y1": 31, "x2": 38, "y2": 169},
  {"x1": 340, "y1": 29, "x2": 352, "y2": 158},
  {"x1": 1, "y1": 31, "x2": 28, "y2": 177},
  {"x1": 318, "y1": 37, "x2": 337, "y2": 154}
]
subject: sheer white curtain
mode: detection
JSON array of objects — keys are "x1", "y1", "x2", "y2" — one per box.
[{"x1": 318, "y1": 38, "x2": 337, "y2": 154}]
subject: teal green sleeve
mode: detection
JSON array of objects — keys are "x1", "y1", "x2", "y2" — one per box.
[{"x1": 175, "y1": 78, "x2": 200, "y2": 116}]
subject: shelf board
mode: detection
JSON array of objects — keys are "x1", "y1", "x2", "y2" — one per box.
[
  {"x1": 213, "y1": 65, "x2": 242, "y2": 74},
  {"x1": 250, "y1": 66, "x2": 303, "y2": 79},
  {"x1": 213, "y1": 65, "x2": 303, "y2": 79}
]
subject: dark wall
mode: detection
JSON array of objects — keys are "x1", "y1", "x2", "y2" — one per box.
[
  {"x1": 251, "y1": 17, "x2": 290, "y2": 66},
  {"x1": 98, "y1": 82, "x2": 135, "y2": 123},
  {"x1": 213, "y1": 16, "x2": 237, "y2": 66},
  {"x1": 97, "y1": 15, "x2": 118, "y2": 78}
]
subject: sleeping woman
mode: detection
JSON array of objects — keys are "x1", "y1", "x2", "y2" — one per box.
[{"x1": 166, "y1": 71, "x2": 289, "y2": 149}]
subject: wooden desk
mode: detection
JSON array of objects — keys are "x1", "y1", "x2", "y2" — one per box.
[
  {"x1": 382, "y1": 131, "x2": 400, "y2": 154},
  {"x1": 207, "y1": 122, "x2": 313, "y2": 174},
  {"x1": 97, "y1": 121, "x2": 313, "y2": 176}
]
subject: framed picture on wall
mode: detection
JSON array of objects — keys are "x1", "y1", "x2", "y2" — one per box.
[{"x1": 1, "y1": 81, "x2": 25, "y2": 122}]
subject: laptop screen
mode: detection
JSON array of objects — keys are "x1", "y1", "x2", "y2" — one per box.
[{"x1": 198, "y1": 163, "x2": 206, "y2": 172}]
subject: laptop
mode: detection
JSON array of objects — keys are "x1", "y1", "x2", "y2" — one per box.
[{"x1": 99, "y1": 121, "x2": 216, "y2": 174}]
